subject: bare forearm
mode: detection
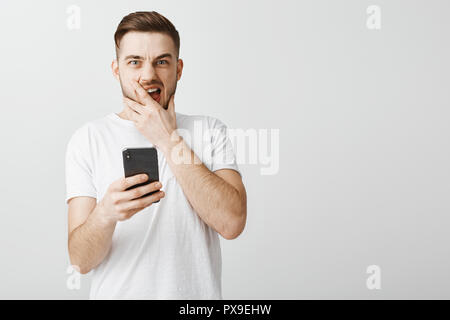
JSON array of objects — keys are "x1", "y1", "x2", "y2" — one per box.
[
  {"x1": 162, "y1": 136, "x2": 243, "y2": 238},
  {"x1": 68, "y1": 205, "x2": 117, "y2": 274}
]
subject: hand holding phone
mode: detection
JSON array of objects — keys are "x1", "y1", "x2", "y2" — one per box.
[
  {"x1": 96, "y1": 147, "x2": 164, "y2": 223},
  {"x1": 98, "y1": 174, "x2": 165, "y2": 222}
]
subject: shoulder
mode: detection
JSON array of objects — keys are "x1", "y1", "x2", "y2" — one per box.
[
  {"x1": 66, "y1": 115, "x2": 108, "y2": 148},
  {"x1": 175, "y1": 112, "x2": 228, "y2": 130}
]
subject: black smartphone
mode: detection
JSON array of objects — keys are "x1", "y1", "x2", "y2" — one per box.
[{"x1": 122, "y1": 147, "x2": 160, "y2": 202}]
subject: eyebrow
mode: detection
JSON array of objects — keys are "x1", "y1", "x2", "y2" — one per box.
[{"x1": 123, "y1": 53, "x2": 173, "y2": 61}]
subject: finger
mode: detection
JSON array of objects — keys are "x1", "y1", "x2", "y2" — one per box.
[
  {"x1": 124, "y1": 96, "x2": 146, "y2": 115},
  {"x1": 114, "y1": 173, "x2": 148, "y2": 191},
  {"x1": 132, "y1": 80, "x2": 154, "y2": 106},
  {"x1": 121, "y1": 190, "x2": 165, "y2": 212},
  {"x1": 121, "y1": 181, "x2": 162, "y2": 201}
]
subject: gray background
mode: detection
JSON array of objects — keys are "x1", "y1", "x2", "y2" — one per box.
[{"x1": 0, "y1": 0, "x2": 448, "y2": 299}]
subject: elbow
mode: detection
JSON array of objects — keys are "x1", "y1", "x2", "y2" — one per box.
[
  {"x1": 222, "y1": 186, "x2": 247, "y2": 240},
  {"x1": 68, "y1": 247, "x2": 92, "y2": 275},
  {"x1": 223, "y1": 230, "x2": 242, "y2": 240},
  {"x1": 222, "y1": 209, "x2": 247, "y2": 240},
  {"x1": 78, "y1": 266, "x2": 92, "y2": 275},
  {"x1": 69, "y1": 255, "x2": 92, "y2": 275},
  {"x1": 68, "y1": 262, "x2": 91, "y2": 275}
]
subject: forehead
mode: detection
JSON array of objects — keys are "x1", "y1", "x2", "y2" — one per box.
[{"x1": 118, "y1": 31, "x2": 176, "y2": 59}]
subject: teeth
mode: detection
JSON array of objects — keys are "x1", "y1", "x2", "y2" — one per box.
[{"x1": 147, "y1": 88, "x2": 159, "y2": 93}]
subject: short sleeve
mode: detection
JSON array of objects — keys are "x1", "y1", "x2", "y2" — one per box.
[
  {"x1": 208, "y1": 117, "x2": 242, "y2": 178},
  {"x1": 65, "y1": 126, "x2": 97, "y2": 204}
]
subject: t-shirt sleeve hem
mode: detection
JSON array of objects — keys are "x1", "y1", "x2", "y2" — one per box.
[
  {"x1": 212, "y1": 165, "x2": 242, "y2": 178},
  {"x1": 66, "y1": 192, "x2": 97, "y2": 204}
]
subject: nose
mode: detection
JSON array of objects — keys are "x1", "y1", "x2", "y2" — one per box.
[{"x1": 139, "y1": 61, "x2": 157, "y2": 83}]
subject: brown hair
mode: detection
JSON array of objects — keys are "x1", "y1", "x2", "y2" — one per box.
[{"x1": 114, "y1": 11, "x2": 180, "y2": 58}]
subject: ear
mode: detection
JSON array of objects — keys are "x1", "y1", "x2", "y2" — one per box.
[
  {"x1": 176, "y1": 58, "x2": 184, "y2": 81},
  {"x1": 111, "y1": 59, "x2": 120, "y2": 81}
]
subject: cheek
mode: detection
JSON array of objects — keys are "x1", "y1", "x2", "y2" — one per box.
[
  {"x1": 122, "y1": 70, "x2": 138, "y2": 81},
  {"x1": 120, "y1": 70, "x2": 138, "y2": 88},
  {"x1": 162, "y1": 71, "x2": 177, "y2": 89}
]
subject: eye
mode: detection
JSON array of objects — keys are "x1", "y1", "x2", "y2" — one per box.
[
  {"x1": 129, "y1": 60, "x2": 139, "y2": 66},
  {"x1": 157, "y1": 60, "x2": 168, "y2": 65}
]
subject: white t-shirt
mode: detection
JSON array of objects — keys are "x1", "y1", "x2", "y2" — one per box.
[{"x1": 65, "y1": 111, "x2": 241, "y2": 299}]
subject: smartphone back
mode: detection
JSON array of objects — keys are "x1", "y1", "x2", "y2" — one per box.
[{"x1": 122, "y1": 147, "x2": 160, "y2": 201}]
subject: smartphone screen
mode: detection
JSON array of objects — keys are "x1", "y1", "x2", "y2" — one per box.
[{"x1": 122, "y1": 147, "x2": 160, "y2": 201}]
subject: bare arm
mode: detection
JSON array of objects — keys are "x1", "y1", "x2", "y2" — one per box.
[
  {"x1": 161, "y1": 135, "x2": 247, "y2": 240},
  {"x1": 68, "y1": 198, "x2": 117, "y2": 274},
  {"x1": 67, "y1": 174, "x2": 165, "y2": 274}
]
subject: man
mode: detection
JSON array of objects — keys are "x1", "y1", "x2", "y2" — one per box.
[{"x1": 65, "y1": 11, "x2": 247, "y2": 299}]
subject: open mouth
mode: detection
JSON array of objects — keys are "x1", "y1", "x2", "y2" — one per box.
[{"x1": 147, "y1": 88, "x2": 161, "y2": 103}]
